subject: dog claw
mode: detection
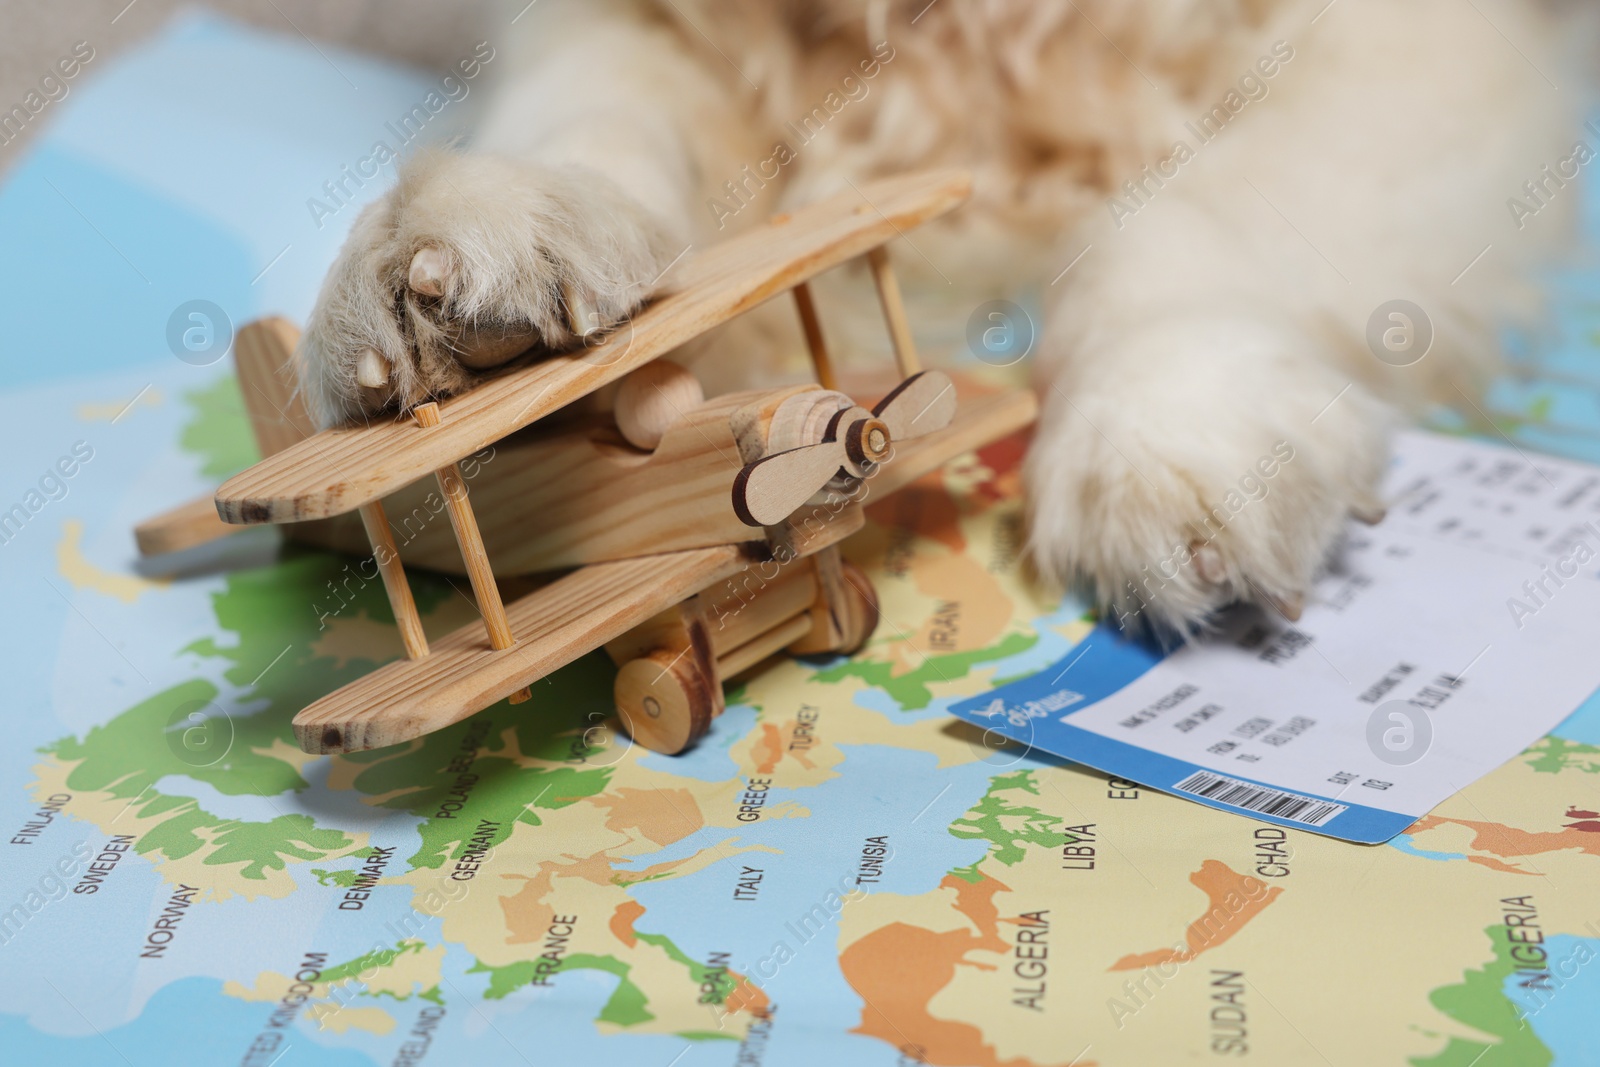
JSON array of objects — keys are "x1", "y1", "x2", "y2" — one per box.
[
  {"x1": 1265, "y1": 591, "x2": 1305, "y2": 623},
  {"x1": 355, "y1": 347, "x2": 391, "y2": 389},
  {"x1": 408, "y1": 247, "x2": 449, "y2": 297},
  {"x1": 563, "y1": 281, "x2": 602, "y2": 339},
  {"x1": 1191, "y1": 542, "x2": 1227, "y2": 585},
  {"x1": 1352, "y1": 502, "x2": 1386, "y2": 525}
]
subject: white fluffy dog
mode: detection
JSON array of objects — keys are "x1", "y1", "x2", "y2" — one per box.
[{"x1": 299, "y1": 0, "x2": 1590, "y2": 632}]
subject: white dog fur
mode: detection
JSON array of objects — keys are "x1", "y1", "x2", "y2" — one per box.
[{"x1": 298, "y1": 0, "x2": 1590, "y2": 632}]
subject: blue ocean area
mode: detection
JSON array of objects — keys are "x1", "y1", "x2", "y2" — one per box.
[
  {"x1": 0, "y1": 977, "x2": 379, "y2": 1067},
  {"x1": 621, "y1": 737, "x2": 998, "y2": 1067},
  {"x1": 1553, "y1": 686, "x2": 1600, "y2": 746},
  {"x1": 1384, "y1": 834, "x2": 1468, "y2": 863},
  {"x1": 1503, "y1": 934, "x2": 1600, "y2": 1064}
]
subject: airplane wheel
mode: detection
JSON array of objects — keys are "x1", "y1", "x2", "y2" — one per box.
[
  {"x1": 832, "y1": 561, "x2": 880, "y2": 655},
  {"x1": 614, "y1": 649, "x2": 718, "y2": 755}
]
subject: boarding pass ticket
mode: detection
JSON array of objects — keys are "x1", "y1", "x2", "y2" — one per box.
[{"x1": 950, "y1": 430, "x2": 1600, "y2": 843}]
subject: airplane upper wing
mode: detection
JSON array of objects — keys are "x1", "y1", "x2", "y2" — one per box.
[{"x1": 216, "y1": 169, "x2": 972, "y2": 526}]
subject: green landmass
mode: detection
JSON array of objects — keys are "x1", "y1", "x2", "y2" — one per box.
[
  {"x1": 39, "y1": 550, "x2": 462, "y2": 878},
  {"x1": 312, "y1": 868, "x2": 360, "y2": 888},
  {"x1": 1410, "y1": 925, "x2": 1552, "y2": 1067},
  {"x1": 472, "y1": 958, "x2": 541, "y2": 1001},
  {"x1": 180, "y1": 374, "x2": 257, "y2": 479},
  {"x1": 1523, "y1": 736, "x2": 1600, "y2": 775},
  {"x1": 337, "y1": 655, "x2": 618, "y2": 871},
  {"x1": 471, "y1": 953, "x2": 648, "y2": 1025},
  {"x1": 636, "y1": 931, "x2": 735, "y2": 1003},
  {"x1": 470, "y1": 929, "x2": 737, "y2": 1032},
  {"x1": 44, "y1": 675, "x2": 358, "y2": 878},
  {"x1": 812, "y1": 630, "x2": 1038, "y2": 709},
  {"x1": 318, "y1": 941, "x2": 429, "y2": 986},
  {"x1": 566, "y1": 955, "x2": 653, "y2": 1026},
  {"x1": 49, "y1": 677, "x2": 307, "y2": 798},
  {"x1": 145, "y1": 807, "x2": 352, "y2": 879},
  {"x1": 947, "y1": 769, "x2": 1061, "y2": 883},
  {"x1": 311, "y1": 940, "x2": 443, "y2": 1003},
  {"x1": 308, "y1": 845, "x2": 393, "y2": 888}
]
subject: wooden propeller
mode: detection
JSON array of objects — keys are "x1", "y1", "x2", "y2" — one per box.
[
  {"x1": 731, "y1": 370, "x2": 957, "y2": 527},
  {"x1": 873, "y1": 369, "x2": 957, "y2": 440}
]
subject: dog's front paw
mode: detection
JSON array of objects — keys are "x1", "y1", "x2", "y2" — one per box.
[
  {"x1": 1026, "y1": 327, "x2": 1393, "y2": 634},
  {"x1": 298, "y1": 149, "x2": 679, "y2": 426}
]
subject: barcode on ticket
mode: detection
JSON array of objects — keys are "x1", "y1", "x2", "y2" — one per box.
[{"x1": 1174, "y1": 771, "x2": 1347, "y2": 827}]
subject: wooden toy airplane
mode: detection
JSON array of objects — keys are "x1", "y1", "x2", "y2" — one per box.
[{"x1": 136, "y1": 169, "x2": 1037, "y2": 757}]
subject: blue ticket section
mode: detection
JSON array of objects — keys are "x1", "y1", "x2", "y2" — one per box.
[{"x1": 949, "y1": 621, "x2": 1417, "y2": 844}]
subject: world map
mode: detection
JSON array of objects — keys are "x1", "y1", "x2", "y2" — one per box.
[{"x1": 1, "y1": 13, "x2": 1599, "y2": 1067}]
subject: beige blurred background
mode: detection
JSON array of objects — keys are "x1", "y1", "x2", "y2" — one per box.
[{"x1": 0, "y1": 0, "x2": 495, "y2": 170}]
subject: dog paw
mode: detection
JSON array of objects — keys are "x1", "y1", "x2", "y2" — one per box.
[
  {"x1": 297, "y1": 149, "x2": 680, "y2": 426},
  {"x1": 1025, "y1": 325, "x2": 1393, "y2": 634}
]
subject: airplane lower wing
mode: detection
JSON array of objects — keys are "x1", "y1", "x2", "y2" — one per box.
[
  {"x1": 292, "y1": 492, "x2": 870, "y2": 754},
  {"x1": 293, "y1": 543, "x2": 753, "y2": 753}
]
